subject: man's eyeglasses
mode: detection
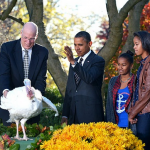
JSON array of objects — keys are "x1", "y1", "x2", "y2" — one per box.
[{"x1": 22, "y1": 35, "x2": 36, "y2": 42}]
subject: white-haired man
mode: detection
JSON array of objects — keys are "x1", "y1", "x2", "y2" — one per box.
[{"x1": 0, "y1": 22, "x2": 48, "y2": 126}]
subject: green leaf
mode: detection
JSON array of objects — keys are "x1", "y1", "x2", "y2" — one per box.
[{"x1": 9, "y1": 143, "x2": 20, "y2": 150}]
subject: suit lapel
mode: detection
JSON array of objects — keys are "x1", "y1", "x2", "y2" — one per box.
[
  {"x1": 83, "y1": 51, "x2": 95, "y2": 69},
  {"x1": 75, "y1": 51, "x2": 95, "y2": 88},
  {"x1": 28, "y1": 45, "x2": 39, "y2": 80},
  {"x1": 13, "y1": 40, "x2": 24, "y2": 81}
]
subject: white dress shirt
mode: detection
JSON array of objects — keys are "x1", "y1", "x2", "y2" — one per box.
[{"x1": 72, "y1": 50, "x2": 91, "y2": 67}]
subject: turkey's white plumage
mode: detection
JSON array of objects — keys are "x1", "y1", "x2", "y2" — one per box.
[{"x1": 0, "y1": 79, "x2": 58, "y2": 141}]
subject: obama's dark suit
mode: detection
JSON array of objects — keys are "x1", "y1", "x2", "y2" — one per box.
[{"x1": 62, "y1": 51, "x2": 105, "y2": 124}]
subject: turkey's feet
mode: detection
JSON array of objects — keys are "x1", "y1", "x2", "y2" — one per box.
[
  {"x1": 19, "y1": 137, "x2": 33, "y2": 141},
  {"x1": 13, "y1": 135, "x2": 21, "y2": 140}
]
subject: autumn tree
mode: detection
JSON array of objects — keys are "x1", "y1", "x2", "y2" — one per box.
[
  {"x1": 96, "y1": 1, "x2": 150, "y2": 84},
  {"x1": 0, "y1": 0, "x2": 87, "y2": 95},
  {"x1": 0, "y1": 0, "x2": 17, "y2": 46},
  {"x1": 0, "y1": 0, "x2": 148, "y2": 96}
]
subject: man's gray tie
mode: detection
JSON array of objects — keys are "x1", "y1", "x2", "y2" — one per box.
[
  {"x1": 24, "y1": 50, "x2": 29, "y2": 79},
  {"x1": 74, "y1": 57, "x2": 83, "y2": 85}
]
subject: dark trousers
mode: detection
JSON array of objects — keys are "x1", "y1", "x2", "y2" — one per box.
[
  {"x1": 74, "y1": 112, "x2": 79, "y2": 124},
  {"x1": 27, "y1": 115, "x2": 40, "y2": 125},
  {"x1": 2, "y1": 109, "x2": 11, "y2": 126},
  {"x1": 137, "y1": 113, "x2": 150, "y2": 150},
  {"x1": 0, "y1": 108, "x2": 40, "y2": 126},
  {"x1": 73, "y1": 106, "x2": 79, "y2": 124}
]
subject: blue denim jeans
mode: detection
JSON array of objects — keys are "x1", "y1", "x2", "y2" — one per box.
[{"x1": 137, "y1": 113, "x2": 150, "y2": 150}]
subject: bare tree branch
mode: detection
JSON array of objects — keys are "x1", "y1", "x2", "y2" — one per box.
[
  {"x1": 8, "y1": 15, "x2": 24, "y2": 25},
  {"x1": 98, "y1": 0, "x2": 142, "y2": 66},
  {"x1": 24, "y1": 0, "x2": 33, "y2": 19},
  {"x1": 122, "y1": 0, "x2": 149, "y2": 53},
  {"x1": 106, "y1": 0, "x2": 118, "y2": 25},
  {"x1": 118, "y1": 0, "x2": 142, "y2": 24},
  {"x1": 0, "y1": 0, "x2": 17, "y2": 20}
]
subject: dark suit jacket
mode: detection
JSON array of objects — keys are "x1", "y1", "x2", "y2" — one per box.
[
  {"x1": 0, "y1": 39, "x2": 48, "y2": 120},
  {"x1": 62, "y1": 51, "x2": 105, "y2": 124}
]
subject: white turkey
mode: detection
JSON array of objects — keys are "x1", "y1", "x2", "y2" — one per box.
[{"x1": 0, "y1": 79, "x2": 59, "y2": 141}]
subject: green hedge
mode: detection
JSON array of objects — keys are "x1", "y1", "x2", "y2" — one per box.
[
  {"x1": 39, "y1": 103, "x2": 63, "y2": 127},
  {"x1": 39, "y1": 88, "x2": 63, "y2": 126},
  {"x1": 44, "y1": 88, "x2": 63, "y2": 104}
]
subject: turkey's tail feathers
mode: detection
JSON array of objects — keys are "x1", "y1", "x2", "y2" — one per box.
[{"x1": 42, "y1": 96, "x2": 59, "y2": 116}]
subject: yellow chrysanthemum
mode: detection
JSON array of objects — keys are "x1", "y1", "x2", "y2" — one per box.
[{"x1": 40, "y1": 122, "x2": 145, "y2": 150}]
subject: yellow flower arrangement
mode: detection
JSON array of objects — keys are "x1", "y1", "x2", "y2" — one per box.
[{"x1": 40, "y1": 122, "x2": 144, "y2": 150}]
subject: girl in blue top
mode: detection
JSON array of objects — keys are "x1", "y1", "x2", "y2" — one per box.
[{"x1": 106, "y1": 50, "x2": 134, "y2": 129}]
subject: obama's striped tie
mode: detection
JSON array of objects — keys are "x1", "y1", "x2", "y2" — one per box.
[{"x1": 74, "y1": 57, "x2": 83, "y2": 85}]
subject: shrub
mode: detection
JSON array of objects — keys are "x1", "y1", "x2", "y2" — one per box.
[
  {"x1": 39, "y1": 103, "x2": 63, "y2": 127},
  {"x1": 25, "y1": 124, "x2": 63, "y2": 150},
  {"x1": 45, "y1": 88, "x2": 63, "y2": 104},
  {"x1": 40, "y1": 87, "x2": 63, "y2": 126}
]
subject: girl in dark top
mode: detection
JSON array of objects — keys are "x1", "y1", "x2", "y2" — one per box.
[
  {"x1": 106, "y1": 50, "x2": 134, "y2": 129},
  {"x1": 129, "y1": 31, "x2": 150, "y2": 150}
]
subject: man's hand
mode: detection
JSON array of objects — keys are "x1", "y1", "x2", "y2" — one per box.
[
  {"x1": 128, "y1": 117, "x2": 138, "y2": 124},
  {"x1": 64, "y1": 46, "x2": 75, "y2": 65},
  {"x1": 3, "y1": 90, "x2": 9, "y2": 98},
  {"x1": 61, "y1": 117, "x2": 68, "y2": 125}
]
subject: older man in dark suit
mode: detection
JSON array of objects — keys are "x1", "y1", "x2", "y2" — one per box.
[
  {"x1": 0, "y1": 22, "x2": 48, "y2": 126},
  {"x1": 61, "y1": 31, "x2": 105, "y2": 125}
]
